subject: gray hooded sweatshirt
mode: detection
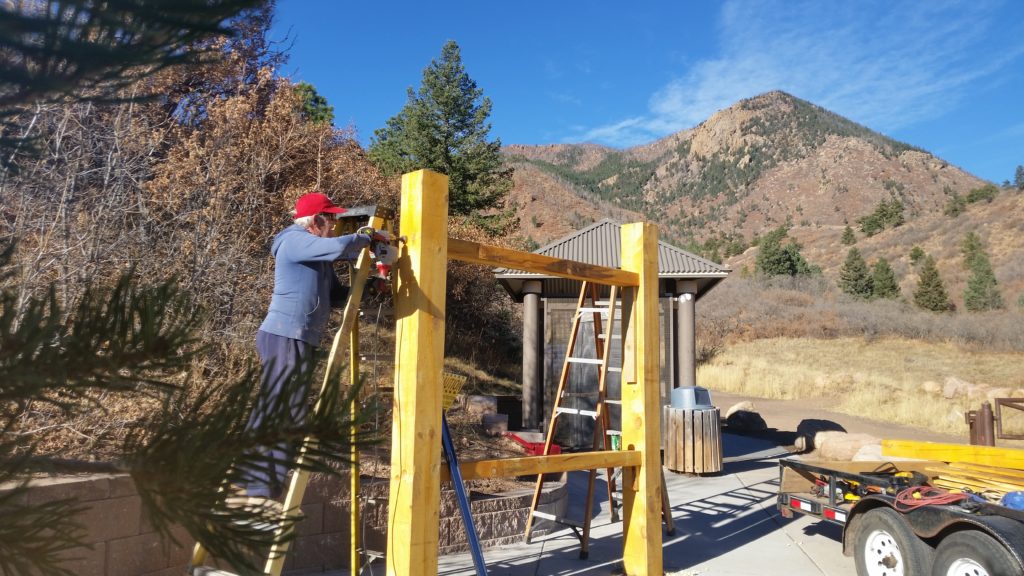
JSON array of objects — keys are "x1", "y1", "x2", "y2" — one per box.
[{"x1": 258, "y1": 224, "x2": 370, "y2": 345}]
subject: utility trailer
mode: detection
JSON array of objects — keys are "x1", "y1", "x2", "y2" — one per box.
[{"x1": 777, "y1": 458, "x2": 1024, "y2": 576}]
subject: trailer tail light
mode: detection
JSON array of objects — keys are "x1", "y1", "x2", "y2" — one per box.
[
  {"x1": 789, "y1": 497, "x2": 817, "y2": 513},
  {"x1": 823, "y1": 507, "x2": 847, "y2": 523}
]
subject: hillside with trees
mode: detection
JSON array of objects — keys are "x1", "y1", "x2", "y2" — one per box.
[{"x1": 505, "y1": 91, "x2": 1024, "y2": 314}]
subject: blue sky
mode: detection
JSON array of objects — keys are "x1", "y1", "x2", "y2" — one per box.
[{"x1": 271, "y1": 0, "x2": 1024, "y2": 183}]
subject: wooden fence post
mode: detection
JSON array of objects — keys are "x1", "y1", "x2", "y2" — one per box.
[
  {"x1": 619, "y1": 222, "x2": 664, "y2": 575},
  {"x1": 386, "y1": 169, "x2": 449, "y2": 576}
]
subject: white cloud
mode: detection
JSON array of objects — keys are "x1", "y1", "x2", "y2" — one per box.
[{"x1": 574, "y1": 0, "x2": 1024, "y2": 147}]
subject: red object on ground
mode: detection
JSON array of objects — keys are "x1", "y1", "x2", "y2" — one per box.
[{"x1": 505, "y1": 432, "x2": 561, "y2": 456}]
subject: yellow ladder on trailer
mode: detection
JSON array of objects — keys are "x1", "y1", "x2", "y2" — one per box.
[{"x1": 188, "y1": 210, "x2": 390, "y2": 576}]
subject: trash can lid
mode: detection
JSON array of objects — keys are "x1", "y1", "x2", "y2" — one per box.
[{"x1": 670, "y1": 386, "x2": 714, "y2": 410}]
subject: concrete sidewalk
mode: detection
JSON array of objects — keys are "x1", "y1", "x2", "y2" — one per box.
[{"x1": 325, "y1": 432, "x2": 859, "y2": 576}]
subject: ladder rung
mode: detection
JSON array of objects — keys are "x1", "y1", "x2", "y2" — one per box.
[
  {"x1": 578, "y1": 307, "x2": 610, "y2": 315},
  {"x1": 606, "y1": 366, "x2": 622, "y2": 373},
  {"x1": 567, "y1": 357, "x2": 604, "y2": 365},
  {"x1": 532, "y1": 510, "x2": 584, "y2": 528},
  {"x1": 561, "y1": 391, "x2": 600, "y2": 398},
  {"x1": 606, "y1": 429, "x2": 622, "y2": 434},
  {"x1": 603, "y1": 399, "x2": 622, "y2": 405},
  {"x1": 554, "y1": 407, "x2": 599, "y2": 418},
  {"x1": 191, "y1": 569, "x2": 239, "y2": 576},
  {"x1": 597, "y1": 333, "x2": 622, "y2": 340}
]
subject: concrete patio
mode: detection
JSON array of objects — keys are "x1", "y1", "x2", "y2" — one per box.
[{"x1": 308, "y1": 432, "x2": 859, "y2": 576}]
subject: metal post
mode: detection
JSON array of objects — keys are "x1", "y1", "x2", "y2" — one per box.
[
  {"x1": 522, "y1": 280, "x2": 544, "y2": 430},
  {"x1": 979, "y1": 402, "x2": 996, "y2": 447},
  {"x1": 675, "y1": 280, "x2": 698, "y2": 389}
]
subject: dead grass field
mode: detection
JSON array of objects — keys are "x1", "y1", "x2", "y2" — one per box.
[{"x1": 698, "y1": 336, "x2": 1024, "y2": 436}]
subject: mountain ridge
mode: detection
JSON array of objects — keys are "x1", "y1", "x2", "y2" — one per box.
[
  {"x1": 505, "y1": 90, "x2": 987, "y2": 248},
  {"x1": 503, "y1": 91, "x2": 1022, "y2": 309}
]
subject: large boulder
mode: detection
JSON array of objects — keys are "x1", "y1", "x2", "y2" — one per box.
[
  {"x1": 464, "y1": 395, "x2": 497, "y2": 417},
  {"x1": 794, "y1": 419, "x2": 847, "y2": 452},
  {"x1": 811, "y1": 431, "x2": 880, "y2": 461},
  {"x1": 725, "y1": 407, "x2": 767, "y2": 433},
  {"x1": 725, "y1": 401, "x2": 757, "y2": 419},
  {"x1": 943, "y1": 377, "x2": 971, "y2": 399}
]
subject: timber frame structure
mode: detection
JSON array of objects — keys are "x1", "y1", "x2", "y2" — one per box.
[{"x1": 386, "y1": 170, "x2": 664, "y2": 576}]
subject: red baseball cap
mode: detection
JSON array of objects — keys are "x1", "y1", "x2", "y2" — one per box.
[{"x1": 294, "y1": 192, "x2": 347, "y2": 219}]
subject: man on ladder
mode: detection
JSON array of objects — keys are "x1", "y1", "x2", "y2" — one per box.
[{"x1": 234, "y1": 191, "x2": 388, "y2": 508}]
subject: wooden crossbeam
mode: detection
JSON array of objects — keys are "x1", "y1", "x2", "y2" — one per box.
[
  {"x1": 447, "y1": 237, "x2": 639, "y2": 286},
  {"x1": 882, "y1": 440, "x2": 1024, "y2": 469},
  {"x1": 439, "y1": 450, "x2": 641, "y2": 482}
]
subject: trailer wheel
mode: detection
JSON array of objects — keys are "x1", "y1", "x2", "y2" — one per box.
[
  {"x1": 853, "y1": 508, "x2": 932, "y2": 576},
  {"x1": 932, "y1": 530, "x2": 1019, "y2": 576}
]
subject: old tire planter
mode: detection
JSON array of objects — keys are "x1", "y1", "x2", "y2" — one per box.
[
  {"x1": 854, "y1": 508, "x2": 932, "y2": 576},
  {"x1": 932, "y1": 530, "x2": 1019, "y2": 576}
]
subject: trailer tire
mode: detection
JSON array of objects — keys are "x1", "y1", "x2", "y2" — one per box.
[
  {"x1": 932, "y1": 530, "x2": 1019, "y2": 576},
  {"x1": 853, "y1": 508, "x2": 932, "y2": 576}
]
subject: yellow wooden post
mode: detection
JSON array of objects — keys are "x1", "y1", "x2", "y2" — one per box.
[
  {"x1": 386, "y1": 169, "x2": 449, "y2": 576},
  {"x1": 350, "y1": 325, "x2": 360, "y2": 574},
  {"x1": 619, "y1": 222, "x2": 664, "y2": 575}
]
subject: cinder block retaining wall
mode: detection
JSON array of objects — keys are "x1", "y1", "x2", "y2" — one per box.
[{"x1": 3, "y1": 473, "x2": 567, "y2": 575}]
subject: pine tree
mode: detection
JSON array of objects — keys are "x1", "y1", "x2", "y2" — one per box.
[
  {"x1": 841, "y1": 225, "x2": 856, "y2": 245},
  {"x1": 909, "y1": 246, "x2": 925, "y2": 266},
  {"x1": 963, "y1": 250, "x2": 1004, "y2": 311},
  {"x1": 1015, "y1": 165, "x2": 1024, "y2": 190},
  {"x1": 755, "y1": 226, "x2": 816, "y2": 276},
  {"x1": 839, "y1": 247, "x2": 873, "y2": 298},
  {"x1": 871, "y1": 258, "x2": 900, "y2": 299},
  {"x1": 0, "y1": 0, "x2": 263, "y2": 158},
  {"x1": 961, "y1": 232, "x2": 984, "y2": 270},
  {"x1": 294, "y1": 81, "x2": 334, "y2": 125},
  {"x1": 913, "y1": 256, "x2": 952, "y2": 312},
  {"x1": 369, "y1": 40, "x2": 513, "y2": 221}
]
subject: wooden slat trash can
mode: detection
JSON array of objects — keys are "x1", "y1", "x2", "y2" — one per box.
[{"x1": 664, "y1": 405, "x2": 722, "y2": 474}]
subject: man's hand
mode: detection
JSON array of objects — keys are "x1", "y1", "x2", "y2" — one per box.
[{"x1": 355, "y1": 227, "x2": 391, "y2": 243}]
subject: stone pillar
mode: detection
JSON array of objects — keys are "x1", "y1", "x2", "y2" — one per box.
[
  {"x1": 521, "y1": 280, "x2": 544, "y2": 430},
  {"x1": 676, "y1": 279, "x2": 698, "y2": 389}
]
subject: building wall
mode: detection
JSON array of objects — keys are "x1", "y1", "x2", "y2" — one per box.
[
  {"x1": 2, "y1": 473, "x2": 568, "y2": 575},
  {"x1": 543, "y1": 297, "x2": 674, "y2": 449}
]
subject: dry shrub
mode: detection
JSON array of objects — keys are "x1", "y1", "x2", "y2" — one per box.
[{"x1": 2, "y1": 61, "x2": 399, "y2": 457}]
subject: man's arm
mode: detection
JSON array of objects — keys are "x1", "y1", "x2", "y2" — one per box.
[{"x1": 282, "y1": 233, "x2": 371, "y2": 263}]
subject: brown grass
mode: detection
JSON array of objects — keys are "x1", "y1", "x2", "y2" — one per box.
[{"x1": 699, "y1": 337, "x2": 1024, "y2": 435}]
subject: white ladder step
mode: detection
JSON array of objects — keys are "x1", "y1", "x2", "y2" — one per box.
[
  {"x1": 560, "y1": 391, "x2": 600, "y2": 398},
  {"x1": 597, "y1": 333, "x2": 622, "y2": 340},
  {"x1": 567, "y1": 357, "x2": 604, "y2": 365},
  {"x1": 554, "y1": 407, "x2": 599, "y2": 418},
  {"x1": 603, "y1": 399, "x2": 622, "y2": 405},
  {"x1": 191, "y1": 569, "x2": 238, "y2": 576},
  {"x1": 578, "y1": 307, "x2": 610, "y2": 315},
  {"x1": 531, "y1": 510, "x2": 584, "y2": 528},
  {"x1": 606, "y1": 366, "x2": 622, "y2": 373}
]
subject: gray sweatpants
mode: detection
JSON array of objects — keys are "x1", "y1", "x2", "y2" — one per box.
[{"x1": 243, "y1": 330, "x2": 316, "y2": 498}]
